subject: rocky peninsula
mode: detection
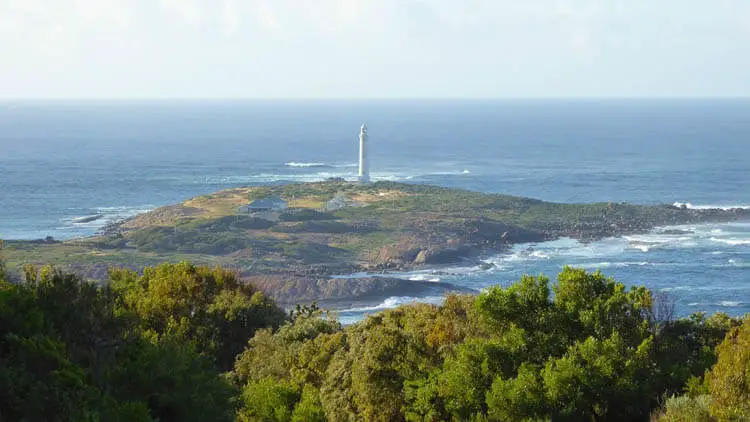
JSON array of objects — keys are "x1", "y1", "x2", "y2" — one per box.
[{"x1": 5, "y1": 181, "x2": 750, "y2": 306}]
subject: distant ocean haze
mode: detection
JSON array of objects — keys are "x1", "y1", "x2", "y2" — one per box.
[{"x1": 2, "y1": 99, "x2": 749, "y2": 318}]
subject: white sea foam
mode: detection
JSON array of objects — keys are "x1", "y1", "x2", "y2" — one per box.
[
  {"x1": 710, "y1": 237, "x2": 750, "y2": 246},
  {"x1": 427, "y1": 169, "x2": 472, "y2": 176},
  {"x1": 285, "y1": 161, "x2": 327, "y2": 167},
  {"x1": 660, "y1": 286, "x2": 697, "y2": 292},
  {"x1": 203, "y1": 171, "x2": 411, "y2": 184},
  {"x1": 629, "y1": 244, "x2": 651, "y2": 252},
  {"x1": 727, "y1": 259, "x2": 750, "y2": 268},
  {"x1": 339, "y1": 295, "x2": 444, "y2": 314},
  {"x1": 623, "y1": 230, "x2": 707, "y2": 252},
  {"x1": 672, "y1": 202, "x2": 750, "y2": 210},
  {"x1": 70, "y1": 214, "x2": 105, "y2": 225},
  {"x1": 408, "y1": 274, "x2": 442, "y2": 282},
  {"x1": 62, "y1": 204, "x2": 155, "y2": 230},
  {"x1": 577, "y1": 261, "x2": 650, "y2": 270},
  {"x1": 719, "y1": 301, "x2": 743, "y2": 307}
]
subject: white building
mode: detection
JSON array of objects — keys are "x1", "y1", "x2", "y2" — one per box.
[
  {"x1": 241, "y1": 196, "x2": 289, "y2": 213},
  {"x1": 324, "y1": 193, "x2": 362, "y2": 211},
  {"x1": 358, "y1": 123, "x2": 370, "y2": 183}
]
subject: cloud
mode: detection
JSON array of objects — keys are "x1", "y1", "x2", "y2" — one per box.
[
  {"x1": 252, "y1": 0, "x2": 281, "y2": 33},
  {"x1": 73, "y1": 0, "x2": 132, "y2": 29},
  {"x1": 159, "y1": 0, "x2": 204, "y2": 26},
  {"x1": 221, "y1": 0, "x2": 240, "y2": 35},
  {"x1": 2, "y1": 0, "x2": 750, "y2": 98}
]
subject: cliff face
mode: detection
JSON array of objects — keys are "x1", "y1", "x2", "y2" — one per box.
[{"x1": 6, "y1": 181, "x2": 750, "y2": 305}]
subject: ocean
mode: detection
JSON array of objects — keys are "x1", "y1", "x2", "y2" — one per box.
[{"x1": 1, "y1": 99, "x2": 749, "y2": 320}]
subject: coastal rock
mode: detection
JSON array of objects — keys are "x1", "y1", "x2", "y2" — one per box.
[{"x1": 245, "y1": 274, "x2": 474, "y2": 305}]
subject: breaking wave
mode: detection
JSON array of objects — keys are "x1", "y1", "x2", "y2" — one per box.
[
  {"x1": 710, "y1": 237, "x2": 750, "y2": 246},
  {"x1": 202, "y1": 172, "x2": 410, "y2": 184},
  {"x1": 284, "y1": 161, "x2": 359, "y2": 168},
  {"x1": 576, "y1": 261, "x2": 651, "y2": 270},
  {"x1": 61, "y1": 204, "x2": 155, "y2": 230},
  {"x1": 338, "y1": 296, "x2": 445, "y2": 315},
  {"x1": 672, "y1": 202, "x2": 750, "y2": 210},
  {"x1": 285, "y1": 162, "x2": 327, "y2": 168},
  {"x1": 689, "y1": 301, "x2": 745, "y2": 307},
  {"x1": 408, "y1": 274, "x2": 442, "y2": 282}
]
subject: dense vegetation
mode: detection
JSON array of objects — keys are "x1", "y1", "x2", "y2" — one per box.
[{"x1": 1, "y1": 245, "x2": 748, "y2": 420}]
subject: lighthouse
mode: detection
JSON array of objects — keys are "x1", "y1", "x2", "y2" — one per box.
[{"x1": 358, "y1": 123, "x2": 370, "y2": 183}]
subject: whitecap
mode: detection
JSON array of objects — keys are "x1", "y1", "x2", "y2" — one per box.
[
  {"x1": 202, "y1": 171, "x2": 410, "y2": 184},
  {"x1": 285, "y1": 162, "x2": 327, "y2": 168},
  {"x1": 663, "y1": 286, "x2": 695, "y2": 292},
  {"x1": 61, "y1": 204, "x2": 155, "y2": 230},
  {"x1": 408, "y1": 274, "x2": 441, "y2": 282},
  {"x1": 710, "y1": 237, "x2": 750, "y2": 246},
  {"x1": 719, "y1": 301, "x2": 743, "y2": 307},
  {"x1": 576, "y1": 261, "x2": 651, "y2": 270},
  {"x1": 338, "y1": 295, "x2": 444, "y2": 314},
  {"x1": 629, "y1": 244, "x2": 651, "y2": 252},
  {"x1": 672, "y1": 202, "x2": 750, "y2": 211},
  {"x1": 425, "y1": 169, "x2": 472, "y2": 177}
]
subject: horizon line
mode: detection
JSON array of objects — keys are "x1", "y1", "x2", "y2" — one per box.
[{"x1": 2, "y1": 96, "x2": 750, "y2": 103}]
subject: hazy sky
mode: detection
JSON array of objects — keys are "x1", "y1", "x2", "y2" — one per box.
[{"x1": 2, "y1": 0, "x2": 750, "y2": 99}]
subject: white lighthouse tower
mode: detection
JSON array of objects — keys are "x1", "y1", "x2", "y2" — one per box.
[{"x1": 358, "y1": 123, "x2": 370, "y2": 183}]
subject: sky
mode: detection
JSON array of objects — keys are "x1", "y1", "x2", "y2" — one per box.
[{"x1": 1, "y1": 0, "x2": 750, "y2": 99}]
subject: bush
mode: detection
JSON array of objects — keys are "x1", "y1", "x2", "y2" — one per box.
[
  {"x1": 708, "y1": 318, "x2": 750, "y2": 421},
  {"x1": 653, "y1": 395, "x2": 714, "y2": 422}
]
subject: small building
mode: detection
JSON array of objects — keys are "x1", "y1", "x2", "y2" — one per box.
[
  {"x1": 324, "y1": 193, "x2": 362, "y2": 211},
  {"x1": 325, "y1": 194, "x2": 348, "y2": 211},
  {"x1": 240, "y1": 196, "x2": 288, "y2": 214}
]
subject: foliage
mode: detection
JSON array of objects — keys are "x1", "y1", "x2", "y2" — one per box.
[
  {"x1": 110, "y1": 262, "x2": 286, "y2": 370},
  {"x1": 0, "y1": 263, "x2": 285, "y2": 421},
  {"x1": 1, "y1": 260, "x2": 748, "y2": 422},
  {"x1": 238, "y1": 377, "x2": 299, "y2": 422},
  {"x1": 652, "y1": 395, "x2": 714, "y2": 422},
  {"x1": 233, "y1": 267, "x2": 744, "y2": 422},
  {"x1": 708, "y1": 317, "x2": 750, "y2": 421},
  {"x1": 279, "y1": 209, "x2": 335, "y2": 222}
]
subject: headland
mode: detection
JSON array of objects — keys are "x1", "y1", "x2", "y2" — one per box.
[{"x1": 5, "y1": 181, "x2": 750, "y2": 307}]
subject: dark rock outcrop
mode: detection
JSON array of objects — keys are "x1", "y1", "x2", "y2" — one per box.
[{"x1": 245, "y1": 274, "x2": 475, "y2": 305}]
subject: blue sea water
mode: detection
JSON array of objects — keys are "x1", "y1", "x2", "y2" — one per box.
[{"x1": 1, "y1": 99, "x2": 749, "y2": 319}]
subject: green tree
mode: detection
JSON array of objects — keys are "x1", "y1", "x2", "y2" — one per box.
[
  {"x1": 291, "y1": 385, "x2": 327, "y2": 422},
  {"x1": 106, "y1": 330, "x2": 236, "y2": 422},
  {"x1": 110, "y1": 262, "x2": 286, "y2": 370},
  {"x1": 1, "y1": 264, "x2": 241, "y2": 421},
  {"x1": 486, "y1": 363, "x2": 547, "y2": 421},
  {"x1": 542, "y1": 333, "x2": 654, "y2": 421},
  {"x1": 238, "y1": 377, "x2": 299, "y2": 422},
  {"x1": 652, "y1": 312, "x2": 738, "y2": 398},
  {"x1": 708, "y1": 317, "x2": 750, "y2": 421}
]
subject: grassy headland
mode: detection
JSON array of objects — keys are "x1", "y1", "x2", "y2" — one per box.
[{"x1": 5, "y1": 181, "x2": 750, "y2": 304}]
